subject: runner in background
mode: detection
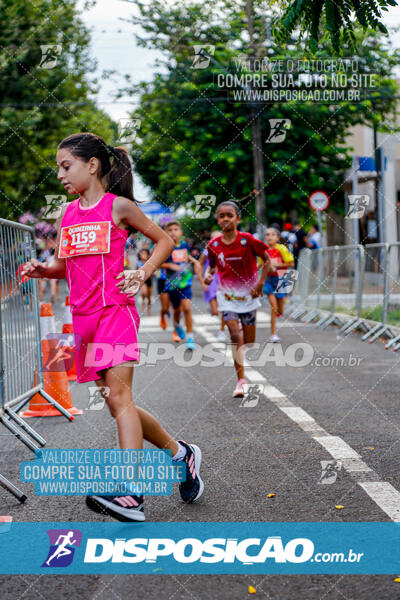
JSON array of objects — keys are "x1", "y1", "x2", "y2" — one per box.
[
  {"x1": 137, "y1": 247, "x2": 153, "y2": 315},
  {"x1": 124, "y1": 232, "x2": 136, "y2": 268},
  {"x1": 161, "y1": 220, "x2": 199, "y2": 350},
  {"x1": 39, "y1": 233, "x2": 61, "y2": 304},
  {"x1": 156, "y1": 223, "x2": 170, "y2": 330},
  {"x1": 205, "y1": 201, "x2": 273, "y2": 397},
  {"x1": 264, "y1": 227, "x2": 294, "y2": 343},
  {"x1": 280, "y1": 222, "x2": 297, "y2": 254},
  {"x1": 196, "y1": 231, "x2": 226, "y2": 342},
  {"x1": 293, "y1": 222, "x2": 307, "y2": 269},
  {"x1": 306, "y1": 225, "x2": 322, "y2": 249}
]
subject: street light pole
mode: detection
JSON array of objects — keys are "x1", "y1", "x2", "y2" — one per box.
[{"x1": 246, "y1": 0, "x2": 266, "y2": 237}]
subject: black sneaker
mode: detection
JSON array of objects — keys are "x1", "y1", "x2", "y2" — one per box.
[
  {"x1": 178, "y1": 440, "x2": 204, "y2": 503},
  {"x1": 86, "y1": 494, "x2": 145, "y2": 522}
]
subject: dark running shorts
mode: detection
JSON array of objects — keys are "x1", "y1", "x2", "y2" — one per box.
[
  {"x1": 222, "y1": 309, "x2": 257, "y2": 326},
  {"x1": 157, "y1": 278, "x2": 166, "y2": 295},
  {"x1": 167, "y1": 286, "x2": 193, "y2": 309}
]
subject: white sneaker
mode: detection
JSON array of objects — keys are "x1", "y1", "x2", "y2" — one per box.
[
  {"x1": 269, "y1": 334, "x2": 280, "y2": 343},
  {"x1": 217, "y1": 330, "x2": 226, "y2": 342},
  {"x1": 233, "y1": 377, "x2": 247, "y2": 398}
]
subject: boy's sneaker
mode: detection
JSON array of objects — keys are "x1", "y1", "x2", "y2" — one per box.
[
  {"x1": 269, "y1": 334, "x2": 280, "y2": 343},
  {"x1": 172, "y1": 331, "x2": 183, "y2": 342},
  {"x1": 174, "y1": 323, "x2": 186, "y2": 341},
  {"x1": 86, "y1": 494, "x2": 145, "y2": 522},
  {"x1": 232, "y1": 377, "x2": 247, "y2": 398},
  {"x1": 177, "y1": 440, "x2": 204, "y2": 503},
  {"x1": 217, "y1": 330, "x2": 226, "y2": 342},
  {"x1": 160, "y1": 314, "x2": 168, "y2": 330},
  {"x1": 186, "y1": 336, "x2": 195, "y2": 350}
]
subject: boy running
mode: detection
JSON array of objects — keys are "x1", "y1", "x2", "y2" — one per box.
[{"x1": 161, "y1": 220, "x2": 198, "y2": 350}]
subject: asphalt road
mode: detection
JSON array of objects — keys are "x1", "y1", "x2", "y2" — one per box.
[{"x1": 1, "y1": 281, "x2": 400, "y2": 598}]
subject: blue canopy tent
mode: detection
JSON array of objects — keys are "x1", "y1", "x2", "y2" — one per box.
[{"x1": 140, "y1": 202, "x2": 173, "y2": 222}]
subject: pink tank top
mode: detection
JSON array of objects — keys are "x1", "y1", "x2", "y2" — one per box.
[{"x1": 60, "y1": 193, "x2": 135, "y2": 315}]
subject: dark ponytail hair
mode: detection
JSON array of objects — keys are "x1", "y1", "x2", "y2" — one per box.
[
  {"x1": 58, "y1": 132, "x2": 137, "y2": 202},
  {"x1": 216, "y1": 200, "x2": 241, "y2": 217}
]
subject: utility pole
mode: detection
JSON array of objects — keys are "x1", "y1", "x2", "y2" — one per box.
[{"x1": 246, "y1": 0, "x2": 266, "y2": 237}]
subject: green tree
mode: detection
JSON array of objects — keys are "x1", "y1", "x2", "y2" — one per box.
[
  {"x1": 121, "y1": 0, "x2": 399, "y2": 231},
  {"x1": 0, "y1": 0, "x2": 116, "y2": 220},
  {"x1": 273, "y1": 0, "x2": 398, "y2": 54}
]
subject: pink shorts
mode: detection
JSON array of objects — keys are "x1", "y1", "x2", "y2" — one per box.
[{"x1": 72, "y1": 304, "x2": 140, "y2": 383}]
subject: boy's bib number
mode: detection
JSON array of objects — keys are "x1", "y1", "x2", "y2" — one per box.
[
  {"x1": 59, "y1": 222, "x2": 111, "y2": 258},
  {"x1": 172, "y1": 248, "x2": 187, "y2": 263}
]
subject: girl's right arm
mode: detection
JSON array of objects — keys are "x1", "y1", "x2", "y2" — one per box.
[
  {"x1": 22, "y1": 207, "x2": 67, "y2": 280},
  {"x1": 194, "y1": 253, "x2": 208, "y2": 288}
]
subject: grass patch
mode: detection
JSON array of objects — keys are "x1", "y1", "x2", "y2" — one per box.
[{"x1": 334, "y1": 305, "x2": 400, "y2": 327}]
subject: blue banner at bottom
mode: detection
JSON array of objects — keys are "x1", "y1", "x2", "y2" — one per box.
[{"x1": 0, "y1": 522, "x2": 399, "y2": 574}]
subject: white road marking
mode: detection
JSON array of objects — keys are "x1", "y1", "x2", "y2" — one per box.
[
  {"x1": 195, "y1": 324, "x2": 400, "y2": 522},
  {"x1": 314, "y1": 435, "x2": 362, "y2": 460},
  {"x1": 281, "y1": 406, "x2": 319, "y2": 423},
  {"x1": 359, "y1": 482, "x2": 400, "y2": 521},
  {"x1": 246, "y1": 370, "x2": 267, "y2": 383},
  {"x1": 263, "y1": 386, "x2": 287, "y2": 399}
]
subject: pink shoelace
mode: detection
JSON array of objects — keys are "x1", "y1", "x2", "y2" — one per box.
[{"x1": 114, "y1": 496, "x2": 140, "y2": 508}]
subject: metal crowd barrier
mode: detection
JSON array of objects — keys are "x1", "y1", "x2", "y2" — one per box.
[
  {"x1": 289, "y1": 241, "x2": 400, "y2": 345},
  {"x1": 288, "y1": 248, "x2": 312, "y2": 319},
  {"x1": 0, "y1": 218, "x2": 71, "y2": 501},
  {"x1": 382, "y1": 242, "x2": 400, "y2": 349},
  {"x1": 291, "y1": 245, "x2": 365, "y2": 331}
]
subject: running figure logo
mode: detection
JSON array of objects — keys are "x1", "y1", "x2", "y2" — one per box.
[
  {"x1": 43, "y1": 339, "x2": 75, "y2": 373},
  {"x1": 42, "y1": 529, "x2": 82, "y2": 567},
  {"x1": 43, "y1": 195, "x2": 67, "y2": 220},
  {"x1": 87, "y1": 386, "x2": 110, "y2": 410},
  {"x1": 346, "y1": 195, "x2": 370, "y2": 219},
  {"x1": 266, "y1": 119, "x2": 291, "y2": 143},
  {"x1": 191, "y1": 45, "x2": 215, "y2": 69},
  {"x1": 118, "y1": 118, "x2": 141, "y2": 144},
  {"x1": 39, "y1": 45, "x2": 62, "y2": 69},
  {"x1": 318, "y1": 460, "x2": 342, "y2": 485},
  {"x1": 193, "y1": 195, "x2": 216, "y2": 218},
  {"x1": 240, "y1": 384, "x2": 264, "y2": 407},
  {"x1": 275, "y1": 270, "x2": 298, "y2": 294}
]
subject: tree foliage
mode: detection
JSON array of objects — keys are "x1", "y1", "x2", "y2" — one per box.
[
  {"x1": 121, "y1": 0, "x2": 399, "y2": 229},
  {"x1": 0, "y1": 0, "x2": 116, "y2": 220},
  {"x1": 273, "y1": 0, "x2": 398, "y2": 54}
]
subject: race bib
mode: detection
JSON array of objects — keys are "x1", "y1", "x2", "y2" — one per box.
[
  {"x1": 59, "y1": 222, "x2": 111, "y2": 258},
  {"x1": 172, "y1": 248, "x2": 188, "y2": 263}
]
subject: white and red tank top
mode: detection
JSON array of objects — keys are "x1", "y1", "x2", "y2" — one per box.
[{"x1": 60, "y1": 192, "x2": 136, "y2": 315}]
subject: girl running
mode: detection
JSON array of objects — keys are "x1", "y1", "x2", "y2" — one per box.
[
  {"x1": 196, "y1": 231, "x2": 226, "y2": 342},
  {"x1": 22, "y1": 132, "x2": 204, "y2": 521},
  {"x1": 205, "y1": 201, "x2": 273, "y2": 397},
  {"x1": 264, "y1": 227, "x2": 294, "y2": 343}
]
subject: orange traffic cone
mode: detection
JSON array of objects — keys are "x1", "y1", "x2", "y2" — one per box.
[
  {"x1": 22, "y1": 303, "x2": 82, "y2": 418},
  {"x1": 61, "y1": 296, "x2": 77, "y2": 381}
]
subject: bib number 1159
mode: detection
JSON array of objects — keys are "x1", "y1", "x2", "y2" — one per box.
[
  {"x1": 70, "y1": 230, "x2": 96, "y2": 246},
  {"x1": 59, "y1": 221, "x2": 111, "y2": 258}
]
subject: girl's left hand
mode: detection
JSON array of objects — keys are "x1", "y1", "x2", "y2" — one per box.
[
  {"x1": 203, "y1": 267, "x2": 214, "y2": 285},
  {"x1": 250, "y1": 282, "x2": 263, "y2": 298},
  {"x1": 116, "y1": 269, "x2": 146, "y2": 296}
]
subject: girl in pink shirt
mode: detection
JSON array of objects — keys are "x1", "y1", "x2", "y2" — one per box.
[{"x1": 23, "y1": 132, "x2": 204, "y2": 521}]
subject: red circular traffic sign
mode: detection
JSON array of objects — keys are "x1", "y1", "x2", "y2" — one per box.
[{"x1": 308, "y1": 190, "x2": 329, "y2": 212}]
